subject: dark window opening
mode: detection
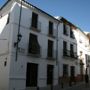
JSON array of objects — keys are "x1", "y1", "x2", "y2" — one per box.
[
  {"x1": 47, "y1": 65, "x2": 53, "y2": 85},
  {"x1": 6, "y1": 14, "x2": 10, "y2": 25},
  {"x1": 47, "y1": 40, "x2": 53, "y2": 58},
  {"x1": 70, "y1": 66, "x2": 75, "y2": 77},
  {"x1": 70, "y1": 27, "x2": 75, "y2": 39},
  {"x1": 63, "y1": 24, "x2": 68, "y2": 35},
  {"x1": 26, "y1": 63, "x2": 38, "y2": 87},
  {"x1": 48, "y1": 21, "x2": 53, "y2": 35},
  {"x1": 70, "y1": 44, "x2": 74, "y2": 57},
  {"x1": 63, "y1": 64, "x2": 68, "y2": 77},
  {"x1": 63, "y1": 41, "x2": 67, "y2": 56},
  {"x1": 70, "y1": 66, "x2": 75, "y2": 82},
  {"x1": 31, "y1": 12, "x2": 38, "y2": 28},
  {"x1": 4, "y1": 61, "x2": 7, "y2": 67},
  {"x1": 28, "y1": 33, "x2": 40, "y2": 55}
]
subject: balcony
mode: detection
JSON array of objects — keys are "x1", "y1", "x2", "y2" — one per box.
[
  {"x1": 70, "y1": 34, "x2": 75, "y2": 39},
  {"x1": 63, "y1": 49, "x2": 78, "y2": 59},
  {"x1": 28, "y1": 47, "x2": 41, "y2": 57},
  {"x1": 48, "y1": 28, "x2": 57, "y2": 38},
  {"x1": 30, "y1": 21, "x2": 41, "y2": 32},
  {"x1": 47, "y1": 50, "x2": 56, "y2": 60}
]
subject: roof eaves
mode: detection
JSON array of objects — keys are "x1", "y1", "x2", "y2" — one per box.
[
  {"x1": 22, "y1": 0, "x2": 60, "y2": 22},
  {"x1": 60, "y1": 17, "x2": 77, "y2": 28},
  {"x1": 0, "y1": 0, "x2": 11, "y2": 11}
]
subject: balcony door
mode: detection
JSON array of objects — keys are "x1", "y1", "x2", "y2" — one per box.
[
  {"x1": 47, "y1": 65, "x2": 54, "y2": 85},
  {"x1": 28, "y1": 33, "x2": 40, "y2": 55},
  {"x1": 70, "y1": 66, "x2": 75, "y2": 77},
  {"x1": 49, "y1": 21, "x2": 53, "y2": 35},
  {"x1": 70, "y1": 66, "x2": 75, "y2": 82},
  {"x1": 31, "y1": 12, "x2": 38, "y2": 28},
  {"x1": 63, "y1": 41, "x2": 67, "y2": 56},
  {"x1": 47, "y1": 40, "x2": 53, "y2": 58},
  {"x1": 70, "y1": 44, "x2": 74, "y2": 57},
  {"x1": 26, "y1": 63, "x2": 38, "y2": 87}
]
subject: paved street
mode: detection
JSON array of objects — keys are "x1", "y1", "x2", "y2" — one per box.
[{"x1": 62, "y1": 82, "x2": 90, "y2": 90}]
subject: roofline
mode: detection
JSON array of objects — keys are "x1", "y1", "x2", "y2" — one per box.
[
  {"x1": 0, "y1": 0, "x2": 10, "y2": 11},
  {"x1": 1, "y1": 0, "x2": 87, "y2": 39},
  {"x1": 22, "y1": 0, "x2": 60, "y2": 22},
  {"x1": 77, "y1": 27, "x2": 89, "y2": 39},
  {"x1": 0, "y1": 0, "x2": 61, "y2": 22},
  {"x1": 60, "y1": 17, "x2": 89, "y2": 38},
  {"x1": 60, "y1": 17, "x2": 77, "y2": 28}
]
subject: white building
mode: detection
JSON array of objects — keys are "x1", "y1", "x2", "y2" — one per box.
[
  {"x1": 0, "y1": 0, "x2": 90, "y2": 90},
  {"x1": 59, "y1": 17, "x2": 90, "y2": 82},
  {"x1": 0, "y1": 0, "x2": 61, "y2": 90},
  {"x1": 58, "y1": 17, "x2": 78, "y2": 84}
]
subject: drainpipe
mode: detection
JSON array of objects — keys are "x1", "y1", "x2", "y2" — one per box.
[
  {"x1": 56, "y1": 19, "x2": 61, "y2": 85},
  {"x1": 15, "y1": 0, "x2": 22, "y2": 61}
]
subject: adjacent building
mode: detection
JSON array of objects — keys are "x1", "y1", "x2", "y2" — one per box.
[{"x1": 0, "y1": 0, "x2": 90, "y2": 90}]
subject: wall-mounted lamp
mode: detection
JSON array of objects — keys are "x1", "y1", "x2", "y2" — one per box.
[{"x1": 14, "y1": 34, "x2": 22, "y2": 47}]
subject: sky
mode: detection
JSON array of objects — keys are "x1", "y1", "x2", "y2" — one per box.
[{"x1": 0, "y1": 0, "x2": 90, "y2": 32}]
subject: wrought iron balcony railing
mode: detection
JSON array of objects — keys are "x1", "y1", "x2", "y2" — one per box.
[
  {"x1": 28, "y1": 47, "x2": 41, "y2": 57},
  {"x1": 47, "y1": 49, "x2": 56, "y2": 60},
  {"x1": 30, "y1": 20, "x2": 41, "y2": 32},
  {"x1": 48, "y1": 27, "x2": 57, "y2": 38},
  {"x1": 63, "y1": 49, "x2": 78, "y2": 59}
]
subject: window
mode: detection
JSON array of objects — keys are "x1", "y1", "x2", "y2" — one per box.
[
  {"x1": 47, "y1": 40, "x2": 53, "y2": 58},
  {"x1": 70, "y1": 44, "x2": 74, "y2": 57},
  {"x1": 70, "y1": 66, "x2": 75, "y2": 77},
  {"x1": 63, "y1": 64, "x2": 68, "y2": 77},
  {"x1": 63, "y1": 41, "x2": 67, "y2": 50},
  {"x1": 63, "y1": 24, "x2": 68, "y2": 35},
  {"x1": 31, "y1": 12, "x2": 38, "y2": 28},
  {"x1": 70, "y1": 27, "x2": 75, "y2": 39},
  {"x1": 63, "y1": 41, "x2": 67, "y2": 56},
  {"x1": 4, "y1": 61, "x2": 7, "y2": 67},
  {"x1": 48, "y1": 21, "x2": 53, "y2": 35},
  {"x1": 47, "y1": 65, "x2": 53, "y2": 85},
  {"x1": 6, "y1": 14, "x2": 10, "y2": 25},
  {"x1": 28, "y1": 34, "x2": 40, "y2": 55},
  {"x1": 26, "y1": 63, "x2": 38, "y2": 87}
]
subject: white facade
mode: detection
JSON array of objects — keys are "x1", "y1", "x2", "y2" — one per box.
[{"x1": 0, "y1": 0, "x2": 90, "y2": 90}]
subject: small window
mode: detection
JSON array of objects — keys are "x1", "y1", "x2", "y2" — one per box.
[
  {"x1": 63, "y1": 41, "x2": 67, "y2": 56},
  {"x1": 47, "y1": 65, "x2": 53, "y2": 85},
  {"x1": 47, "y1": 40, "x2": 53, "y2": 58},
  {"x1": 31, "y1": 12, "x2": 38, "y2": 28},
  {"x1": 63, "y1": 24, "x2": 68, "y2": 36},
  {"x1": 63, "y1": 41, "x2": 67, "y2": 50},
  {"x1": 63, "y1": 64, "x2": 68, "y2": 77},
  {"x1": 6, "y1": 14, "x2": 10, "y2": 25},
  {"x1": 70, "y1": 27, "x2": 75, "y2": 39},
  {"x1": 48, "y1": 21, "x2": 53, "y2": 35},
  {"x1": 4, "y1": 61, "x2": 7, "y2": 67}
]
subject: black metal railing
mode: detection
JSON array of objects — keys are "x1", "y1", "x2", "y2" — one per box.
[
  {"x1": 28, "y1": 47, "x2": 41, "y2": 57},
  {"x1": 47, "y1": 49, "x2": 56, "y2": 60},
  {"x1": 63, "y1": 49, "x2": 78, "y2": 59},
  {"x1": 48, "y1": 27, "x2": 56, "y2": 38},
  {"x1": 30, "y1": 20, "x2": 41, "y2": 32}
]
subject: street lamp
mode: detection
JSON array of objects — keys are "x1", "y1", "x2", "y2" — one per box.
[
  {"x1": 15, "y1": 0, "x2": 22, "y2": 61},
  {"x1": 14, "y1": 34, "x2": 22, "y2": 47}
]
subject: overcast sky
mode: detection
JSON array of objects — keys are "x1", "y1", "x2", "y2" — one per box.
[{"x1": 0, "y1": 0, "x2": 90, "y2": 32}]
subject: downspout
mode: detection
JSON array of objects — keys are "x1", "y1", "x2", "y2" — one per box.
[
  {"x1": 15, "y1": 0, "x2": 22, "y2": 61},
  {"x1": 56, "y1": 19, "x2": 61, "y2": 85}
]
